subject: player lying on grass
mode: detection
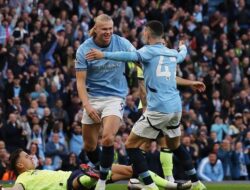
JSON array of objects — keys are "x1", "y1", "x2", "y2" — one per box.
[{"x1": 0, "y1": 149, "x2": 192, "y2": 190}]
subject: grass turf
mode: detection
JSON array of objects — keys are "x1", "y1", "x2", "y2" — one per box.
[
  {"x1": 2, "y1": 183, "x2": 250, "y2": 189},
  {"x1": 106, "y1": 183, "x2": 250, "y2": 190}
]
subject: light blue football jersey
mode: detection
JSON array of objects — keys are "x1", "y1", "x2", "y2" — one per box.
[
  {"x1": 75, "y1": 34, "x2": 135, "y2": 98},
  {"x1": 104, "y1": 43, "x2": 187, "y2": 113}
]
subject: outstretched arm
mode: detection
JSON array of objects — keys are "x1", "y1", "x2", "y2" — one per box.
[
  {"x1": 85, "y1": 49, "x2": 139, "y2": 62},
  {"x1": 176, "y1": 41, "x2": 187, "y2": 63},
  {"x1": 176, "y1": 77, "x2": 206, "y2": 92}
]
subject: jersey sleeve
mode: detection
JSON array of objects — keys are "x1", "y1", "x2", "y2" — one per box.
[
  {"x1": 136, "y1": 46, "x2": 153, "y2": 62},
  {"x1": 75, "y1": 45, "x2": 88, "y2": 71},
  {"x1": 121, "y1": 38, "x2": 136, "y2": 52},
  {"x1": 176, "y1": 45, "x2": 187, "y2": 63},
  {"x1": 104, "y1": 51, "x2": 139, "y2": 62}
]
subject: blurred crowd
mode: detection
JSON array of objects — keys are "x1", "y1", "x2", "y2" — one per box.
[{"x1": 0, "y1": 0, "x2": 249, "y2": 182}]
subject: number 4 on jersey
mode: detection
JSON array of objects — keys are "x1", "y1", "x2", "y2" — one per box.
[{"x1": 156, "y1": 56, "x2": 171, "y2": 80}]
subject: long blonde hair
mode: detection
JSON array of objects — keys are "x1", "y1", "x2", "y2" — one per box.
[{"x1": 89, "y1": 14, "x2": 113, "y2": 37}]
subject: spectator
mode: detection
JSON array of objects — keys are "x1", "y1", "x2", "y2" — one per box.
[
  {"x1": 209, "y1": 90, "x2": 222, "y2": 113},
  {"x1": 211, "y1": 114, "x2": 228, "y2": 142},
  {"x1": 242, "y1": 109, "x2": 250, "y2": 127},
  {"x1": 45, "y1": 132, "x2": 68, "y2": 169},
  {"x1": 209, "y1": 131, "x2": 219, "y2": 144},
  {"x1": 3, "y1": 113, "x2": 26, "y2": 152},
  {"x1": 5, "y1": 75, "x2": 26, "y2": 104},
  {"x1": 145, "y1": 141, "x2": 163, "y2": 177},
  {"x1": 0, "y1": 141, "x2": 7, "y2": 178},
  {"x1": 182, "y1": 135, "x2": 198, "y2": 165},
  {"x1": 220, "y1": 72, "x2": 234, "y2": 100},
  {"x1": 231, "y1": 141, "x2": 249, "y2": 180},
  {"x1": 235, "y1": 0, "x2": 249, "y2": 31},
  {"x1": 28, "y1": 141, "x2": 43, "y2": 169},
  {"x1": 19, "y1": 115, "x2": 31, "y2": 148},
  {"x1": 234, "y1": 90, "x2": 250, "y2": 113},
  {"x1": 113, "y1": 135, "x2": 128, "y2": 165},
  {"x1": 146, "y1": 0, "x2": 162, "y2": 22},
  {"x1": 0, "y1": 18, "x2": 15, "y2": 46},
  {"x1": 29, "y1": 100, "x2": 44, "y2": 119},
  {"x1": 51, "y1": 99, "x2": 69, "y2": 127},
  {"x1": 1, "y1": 151, "x2": 15, "y2": 181},
  {"x1": 61, "y1": 152, "x2": 79, "y2": 171},
  {"x1": 198, "y1": 152, "x2": 224, "y2": 182},
  {"x1": 69, "y1": 122, "x2": 83, "y2": 156},
  {"x1": 6, "y1": 96, "x2": 23, "y2": 115},
  {"x1": 196, "y1": 25, "x2": 213, "y2": 54},
  {"x1": 48, "y1": 120, "x2": 67, "y2": 146},
  {"x1": 217, "y1": 139, "x2": 234, "y2": 180},
  {"x1": 0, "y1": 0, "x2": 249, "y2": 182},
  {"x1": 117, "y1": 0, "x2": 134, "y2": 23},
  {"x1": 41, "y1": 107, "x2": 54, "y2": 137},
  {"x1": 229, "y1": 113, "x2": 247, "y2": 141},
  {"x1": 193, "y1": 4, "x2": 203, "y2": 24},
  {"x1": 124, "y1": 95, "x2": 140, "y2": 124},
  {"x1": 244, "y1": 131, "x2": 250, "y2": 148},
  {"x1": 27, "y1": 124, "x2": 45, "y2": 160},
  {"x1": 196, "y1": 130, "x2": 211, "y2": 159},
  {"x1": 42, "y1": 156, "x2": 56, "y2": 171},
  {"x1": 30, "y1": 84, "x2": 48, "y2": 100}
]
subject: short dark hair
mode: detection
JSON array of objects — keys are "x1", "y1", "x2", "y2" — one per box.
[
  {"x1": 145, "y1": 20, "x2": 164, "y2": 38},
  {"x1": 9, "y1": 148, "x2": 23, "y2": 176}
]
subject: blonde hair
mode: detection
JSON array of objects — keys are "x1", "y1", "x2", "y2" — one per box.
[{"x1": 89, "y1": 14, "x2": 113, "y2": 37}]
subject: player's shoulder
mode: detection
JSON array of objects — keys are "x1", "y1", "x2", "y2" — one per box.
[
  {"x1": 112, "y1": 34, "x2": 131, "y2": 44},
  {"x1": 15, "y1": 170, "x2": 32, "y2": 182},
  {"x1": 138, "y1": 45, "x2": 154, "y2": 53},
  {"x1": 112, "y1": 34, "x2": 125, "y2": 41},
  {"x1": 112, "y1": 34, "x2": 135, "y2": 51},
  {"x1": 82, "y1": 36, "x2": 94, "y2": 45},
  {"x1": 162, "y1": 47, "x2": 179, "y2": 57},
  {"x1": 165, "y1": 46, "x2": 178, "y2": 54},
  {"x1": 77, "y1": 37, "x2": 94, "y2": 52}
]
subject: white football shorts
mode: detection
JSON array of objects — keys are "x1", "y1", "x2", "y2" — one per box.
[
  {"x1": 132, "y1": 110, "x2": 182, "y2": 139},
  {"x1": 81, "y1": 96, "x2": 125, "y2": 125}
]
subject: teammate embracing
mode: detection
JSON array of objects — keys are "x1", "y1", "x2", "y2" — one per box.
[{"x1": 86, "y1": 20, "x2": 207, "y2": 190}]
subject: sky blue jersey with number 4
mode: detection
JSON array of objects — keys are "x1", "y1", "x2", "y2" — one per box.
[{"x1": 104, "y1": 43, "x2": 187, "y2": 113}]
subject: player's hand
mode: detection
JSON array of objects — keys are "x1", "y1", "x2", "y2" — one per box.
[
  {"x1": 85, "y1": 49, "x2": 104, "y2": 60},
  {"x1": 84, "y1": 103, "x2": 101, "y2": 123},
  {"x1": 191, "y1": 81, "x2": 206, "y2": 92},
  {"x1": 179, "y1": 40, "x2": 185, "y2": 46}
]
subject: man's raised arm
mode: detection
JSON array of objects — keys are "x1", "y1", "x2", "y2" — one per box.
[
  {"x1": 176, "y1": 41, "x2": 187, "y2": 63},
  {"x1": 85, "y1": 49, "x2": 139, "y2": 62}
]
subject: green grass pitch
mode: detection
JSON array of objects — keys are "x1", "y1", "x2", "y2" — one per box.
[
  {"x1": 106, "y1": 183, "x2": 250, "y2": 190},
  {"x1": 2, "y1": 183, "x2": 250, "y2": 189}
]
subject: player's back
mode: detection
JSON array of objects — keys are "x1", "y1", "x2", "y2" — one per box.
[{"x1": 138, "y1": 44, "x2": 183, "y2": 114}]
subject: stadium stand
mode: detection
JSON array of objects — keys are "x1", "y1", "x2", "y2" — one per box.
[{"x1": 0, "y1": 0, "x2": 249, "y2": 182}]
